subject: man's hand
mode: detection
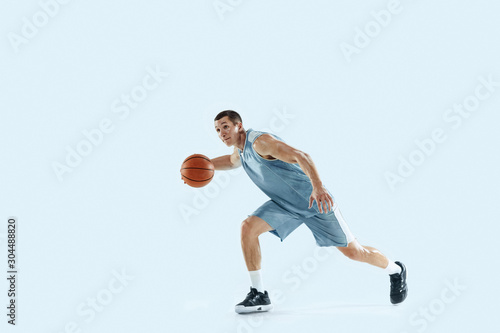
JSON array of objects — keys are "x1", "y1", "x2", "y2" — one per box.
[{"x1": 308, "y1": 185, "x2": 334, "y2": 214}]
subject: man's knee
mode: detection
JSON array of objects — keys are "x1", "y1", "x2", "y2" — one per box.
[
  {"x1": 240, "y1": 217, "x2": 258, "y2": 239},
  {"x1": 240, "y1": 216, "x2": 270, "y2": 239}
]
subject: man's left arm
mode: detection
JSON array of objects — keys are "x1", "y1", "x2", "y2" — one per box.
[{"x1": 253, "y1": 134, "x2": 334, "y2": 213}]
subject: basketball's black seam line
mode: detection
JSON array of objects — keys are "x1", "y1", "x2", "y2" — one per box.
[
  {"x1": 182, "y1": 174, "x2": 214, "y2": 182},
  {"x1": 181, "y1": 167, "x2": 214, "y2": 171},
  {"x1": 183, "y1": 156, "x2": 212, "y2": 164},
  {"x1": 183, "y1": 175, "x2": 214, "y2": 182}
]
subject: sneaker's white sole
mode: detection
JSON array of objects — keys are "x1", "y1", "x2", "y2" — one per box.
[{"x1": 235, "y1": 304, "x2": 273, "y2": 314}]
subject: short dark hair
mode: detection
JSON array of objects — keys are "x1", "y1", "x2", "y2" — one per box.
[{"x1": 214, "y1": 110, "x2": 242, "y2": 125}]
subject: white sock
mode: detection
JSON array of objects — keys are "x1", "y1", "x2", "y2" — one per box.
[
  {"x1": 249, "y1": 270, "x2": 264, "y2": 292},
  {"x1": 385, "y1": 260, "x2": 402, "y2": 275}
]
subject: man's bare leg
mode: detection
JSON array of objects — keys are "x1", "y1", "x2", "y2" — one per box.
[
  {"x1": 235, "y1": 216, "x2": 274, "y2": 314},
  {"x1": 240, "y1": 215, "x2": 273, "y2": 271},
  {"x1": 337, "y1": 239, "x2": 408, "y2": 304},
  {"x1": 337, "y1": 239, "x2": 392, "y2": 269}
]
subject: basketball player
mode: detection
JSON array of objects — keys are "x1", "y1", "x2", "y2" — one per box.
[{"x1": 211, "y1": 110, "x2": 408, "y2": 314}]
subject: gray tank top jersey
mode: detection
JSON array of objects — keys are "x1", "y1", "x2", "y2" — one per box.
[{"x1": 238, "y1": 128, "x2": 329, "y2": 218}]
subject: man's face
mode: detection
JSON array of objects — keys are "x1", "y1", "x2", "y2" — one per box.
[{"x1": 214, "y1": 116, "x2": 240, "y2": 147}]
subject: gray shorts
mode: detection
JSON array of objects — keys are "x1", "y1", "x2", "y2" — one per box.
[{"x1": 250, "y1": 200, "x2": 355, "y2": 247}]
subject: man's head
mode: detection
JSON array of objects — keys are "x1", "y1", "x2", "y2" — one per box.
[{"x1": 214, "y1": 110, "x2": 244, "y2": 147}]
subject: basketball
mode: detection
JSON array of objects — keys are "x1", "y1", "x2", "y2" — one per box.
[{"x1": 180, "y1": 154, "x2": 215, "y2": 188}]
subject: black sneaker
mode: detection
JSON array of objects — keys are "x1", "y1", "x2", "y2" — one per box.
[
  {"x1": 235, "y1": 287, "x2": 273, "y2": 314},
  {"x1": 390, "y1": 261, "x2": 408, "y2": 304}
]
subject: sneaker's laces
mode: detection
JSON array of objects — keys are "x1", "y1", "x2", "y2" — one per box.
[{"x1": 390, "y1": 274, "x2": 403, "y2": 290}]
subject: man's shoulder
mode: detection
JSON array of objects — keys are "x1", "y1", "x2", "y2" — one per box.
[
  {"x1": 252, "y1": 133, "x2": 276, "y2": 147},
  {"x1": 252, "y1": 133, "x2": 283, "y2": 161},
  {"x1": 247, "y1": 129, "x2": 264, "y2": 143}
]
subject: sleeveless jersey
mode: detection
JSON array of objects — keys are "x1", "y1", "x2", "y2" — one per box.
[{"x1": 237, "y1": 128, "x2": 332, "y2": 218}]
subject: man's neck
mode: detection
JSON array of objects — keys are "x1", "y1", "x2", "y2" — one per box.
[{"x1": 235, "y1": 128, "x2": 247, "y2": 150}]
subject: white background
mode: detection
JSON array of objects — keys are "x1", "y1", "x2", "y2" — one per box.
[{"x1": 1, "y1": 0, "x2": 499, "y2": 332}]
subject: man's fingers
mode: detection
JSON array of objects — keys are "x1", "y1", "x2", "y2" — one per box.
[
  {"x1": 318, "y1": 195, "x2": 334, "y2": 213},
  {"x1": 317, "y1": 199, "x2": 323, "y2": 213},
  {"x1": 325, "y1": 199, "x2": 331, "y2": 213},
  {"x1": 310, "y1": 191, "x2": 335, "y2": 213},
  {"x1": 311, "y1": 193, "x2": 335, "y2": 213},
  {"x1": 326, "y1": 196, "x2": 333, "y2": 212}
]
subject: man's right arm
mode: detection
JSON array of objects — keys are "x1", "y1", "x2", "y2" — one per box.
[{"x1": 211, "y1": 147, "x2": 242, "y2": 170}]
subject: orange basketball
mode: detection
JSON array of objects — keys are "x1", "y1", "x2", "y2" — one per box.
[{"x1": 180, "y1": 154, "x2": 215, "y2": 188}]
